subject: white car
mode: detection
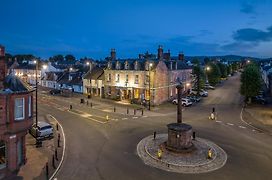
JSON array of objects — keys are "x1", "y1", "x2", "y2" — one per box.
[
  {"x1": 190, "y1": 89, "x2": 208, "y2": 97},
  {"x1": 172, "y1": 98, "x2": 193, "y2": 106},
  {"x1": 29, "y1": 122, "x2": 54, "y2": 139}
]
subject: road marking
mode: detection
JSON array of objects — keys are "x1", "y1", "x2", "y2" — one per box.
[
  {"x1": 227, "y1": 123, "x2": 234, "y2": 126},
  {"x1": 132, "y1": 117, "x2": 138, "y2": 119},
  {"x1": 238, "y1": 126, "x2": 246, "y2": 129},
  {"x1": 215, "y1": 120, "x2": 222, "y2": 123},
  {"x1": 122, "y1": 118, "x2": 128, "y2": 120},
  {"x1": 142, "y1": 116, "x2": 148, "y2": 118}
]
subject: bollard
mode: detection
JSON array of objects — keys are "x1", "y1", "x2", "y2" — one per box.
[
  {"x1": 56, "y1": 123, "x2": 59, "y2": 131},
  {"x1": 207, "y1": 148, "x2": 212, "y2": 159},
  {"x1": 55, "y1": 148, "x2": 58, "y2": 161},
  {"x1": 193, "y1": 131, "x2": 196, "y2": 140},
  {"x1": 106, "y1": 115, "x2": 109, "y2": 121},
  {"x1": 134, "y1": 109, "x2": 136, "y2": 115},
  {"x1": 52, "y1": 155, "x2": 56, "y2": 169},
  {"x1": 90, "y1": 102, "x2": 93, "y2": 108},
  {"x1": 157, "y1": 149, "x2": 162, "y2": 159},
  {"x1": 141, "y1": 109, "x2": 144, "y2": 116},
  {"x1": 127, "y1": 108, "x2": 129, "y2": 114},
  {"x1": 46, "y1": 162, "x2": 49, "y2": 180},
  {"x1": 70, "y1": 105, "x2": 72, "y2": 110},
  {"x1": 153, "y1": 131, "x2": 156, "y2": 140},
  {"x1": 86, "y1": 101, "x2": 89, "y2": 106},
  {"x1": 113, "y1": 106, "x2": 116, "y2": 112}
]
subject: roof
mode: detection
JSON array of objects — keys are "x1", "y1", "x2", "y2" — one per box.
[
  {"x1": 83, "y1": 66, "x2": 104, "y2": 80},
  {"x1": 0, "y1": 74, "x2": 34, "y2": 94},
  {"x1": 57, "y1": 72, "x2": 83, "y2": 86},
  {"x1": 43, "y1": 72, "x2": 64, "y2": 81}
]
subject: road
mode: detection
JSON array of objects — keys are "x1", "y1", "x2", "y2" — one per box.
[{"x1": 38, "y1": 73, "x2": 272, "y2": 180}]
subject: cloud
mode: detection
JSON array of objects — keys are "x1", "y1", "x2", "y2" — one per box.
[
  {"x1": 240, "y1": 2, "x2": 256, "y2": 14},
  {"x1": 233, "y1": 26, "x2": 272, "y2": 42}
]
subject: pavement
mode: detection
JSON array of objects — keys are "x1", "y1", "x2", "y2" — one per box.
[{"x1": 7, "y1": 115, "x2": 65, "y2": 180}]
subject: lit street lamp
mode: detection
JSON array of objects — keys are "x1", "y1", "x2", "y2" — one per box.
[
  {"x1": 205, "y1": 66, "x2": 210, "y2": 84},
  {"x1": 148, "y1": 63, "x2": 152, "y2": 111}
]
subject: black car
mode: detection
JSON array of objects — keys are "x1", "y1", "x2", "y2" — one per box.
[
  {"x1": 49, "y1": 89, "x2": 61, "y2": 95},
  {"x1": 252, "y1": 96, "x2": 267, "y2": 105}
]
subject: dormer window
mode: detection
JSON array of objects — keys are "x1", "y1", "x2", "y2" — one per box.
[
  {"x1": 116, "y1": 61, "x2": 120, "y2": 70},
  {"x1": 125, "y1": 61, "x2": 129, "y2": 70},
  {"x1": 134, "y1": 61, "x2": 138, "y2": 70},
  {"x1": 107, "y1": 62, "x2": 112, "y2": 69}
]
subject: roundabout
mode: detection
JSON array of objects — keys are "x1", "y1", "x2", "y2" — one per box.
[{"x1": 137, "y1": 134, "x2": 227, "y2": 174}]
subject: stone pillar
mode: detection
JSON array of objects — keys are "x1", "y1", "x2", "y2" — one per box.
[{"x1": 176, "y1": 83, "x2": 183, "y2": 123}]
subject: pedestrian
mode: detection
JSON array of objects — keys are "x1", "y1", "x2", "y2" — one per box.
[{"x1": 153, "y1": 131, "x2": 156, "y2": 140}]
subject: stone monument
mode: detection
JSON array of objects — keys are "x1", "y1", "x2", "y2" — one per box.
[{"x1": 166, "y1": 82, "x2": 194, "y2": 152}]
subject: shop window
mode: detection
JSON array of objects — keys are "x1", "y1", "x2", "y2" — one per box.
[
  {"x1": 0, "y1": 141, "x2": 6, "y2": 169},
  {"x1": 15, "y1": 98, "x2": 25, "y2": 121},
  {"x1": 145, "y1": 89, "x2": 150, "y2": 100},
  {"x1": 134, "y1": 89, "x2": 139, "y2": 99}
]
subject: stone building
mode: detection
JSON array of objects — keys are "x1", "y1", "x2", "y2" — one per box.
[
  {"x1": 104, "y1": 46, "x2": 192, "y2": 105},
  {"x1": 0, "y1": 45, "x2": 34, "y2": 178}
]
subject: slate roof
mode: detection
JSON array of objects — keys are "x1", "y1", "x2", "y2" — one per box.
[
  {"x1": 58, "y1": 72, "x2": 83, "y2": 86},
  {"x1": 43, "y1": 72, "x2": 65, "y2": 81},
  {"x1": 83, "y1": 66, "x2": 104, "y2": 80},
  {"x1": 0, "y1": 74, "x2": 34, "y2": 94}
]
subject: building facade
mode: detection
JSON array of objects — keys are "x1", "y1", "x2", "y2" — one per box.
[
  {"x1": 0, "y1": 45, "x2": 34, "y2": 178},
  {"x1": 103, "y1": 46, "x2": 192, "y2": 105}
]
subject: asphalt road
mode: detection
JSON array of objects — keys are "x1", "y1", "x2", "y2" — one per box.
[{"x1": 38, "y1": 73, "x2": 272, "y2": 180}]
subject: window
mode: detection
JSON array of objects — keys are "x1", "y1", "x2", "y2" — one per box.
[
  {"x1": 135, "y1": 75, "x2": 139, "y2": 84},
  {"x1": 145, "y1": 75, "x2": 150, "y2": 84},
  {"x1": 125, "y1": 74, "x2": 129, "y2": 82},
  {"x1": 134, "y1": 88, "x2": 139, "y2": 99},
  {"x1": 125, "y1": 62, "x2": 129, "y2": 70},
  {"x1": 115, "y1": 74, "x2": 120, "y2": 82},
  {"x1": 15, "y1": 98, "x2": 25, "y2": 120},
  {"x1": 28, "y1": 96, "x2": 32, "y2": 117},
  {"x1": 108, "y1": 74, "x2": 111, "y2": 82},
  {"x1": 0, "y1": 141, "x2": 6, "y2": 169},
  {"x1": 134, "y1": 61, "x2": 138, "y2": 70}
]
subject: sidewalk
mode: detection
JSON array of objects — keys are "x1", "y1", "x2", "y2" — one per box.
[
  {"x1": 242, "y1": 105, "x2": 272, "y2": 134},
  {"x1": 8, "y1": 115, "x2": 65, "y2": 180}
]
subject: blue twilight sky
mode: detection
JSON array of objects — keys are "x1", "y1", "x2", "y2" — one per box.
[{"x1": 1, "y1": 0, "x2": 272, "y2": 59}]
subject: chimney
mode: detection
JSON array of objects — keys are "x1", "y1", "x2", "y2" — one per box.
[
  {"x1": 139, "y1": 54, "x2": 144, "y2": 59},
  {"x1": 110, "y1": 48, "x2": 116, "y2": 60},
  {"x1": 158, "y1": 45, "x2": 163, "y2": 60},
  {"x1": 163, "y1": 49, "x2": 171, "y2": 60},
  {"x1": 0, "y1": 45, "x2": 7, "y2": 89},
  {"x1": 178, "y1": 52, "x2": 184, "y2": 61}
]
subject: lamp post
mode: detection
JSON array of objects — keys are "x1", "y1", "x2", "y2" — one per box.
[
  {"x1": 34, "y1": 60, "x2": 39, "y2": 146},
  {"x1": 148, "y1": 63, "x2": 152, "y2": 111},
  {"x1": 205, "y1": 66, "x2": 210, "y2": 84}
]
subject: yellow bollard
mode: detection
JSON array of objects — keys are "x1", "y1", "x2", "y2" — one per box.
[
  {"x1": 106, "y1": 115, "x2": 109, "y2": 121},
  {"x1": 157, "y1": 149, "x2": 162, "y2": 159},
  {"x1": 207, "y1": 148, "x2": 212, "y2": 159}
]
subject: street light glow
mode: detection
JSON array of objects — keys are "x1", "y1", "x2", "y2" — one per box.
[
  {"x1": 69, "y1": 67, "x2": 73, "y2": 71},
  {"x1": 42, "y1": 65, "x2": 48, "y2": 70},
  {"x1": 149, "y1": 63, "x2": 153, "y2": 67},
  {"x1": 206, "y1": 66, "x2": 210, "y2": 71},
  {"x1": 86, "y1": 62, "x2": 90, "y2": 65},
  {"x1": 186, "y1": 83, "x2": 190, "y2": 87},
  {"x1": 33, "y1": 60, "x2": 37, "y2": 64}
]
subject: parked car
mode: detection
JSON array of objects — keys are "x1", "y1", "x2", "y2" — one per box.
[
  {"x1": 187, "y1": 96, "x2": 201, "y2": 102},
  {"x1": 204, "y1": 84, "x2": 215, "y2": 90},
  {"x1": 172, "y1": 98, "x2": 193, "y2": 106},
  {"x1": 252, "y1": 96, "x2": 267, "y2": 105},
  {"x1": 29, "y1": 122, "x2": 54, "y2": 139},
  {"x1": 189, "y1": 89, "x2": 208, "y2": 97},
  {"x1": 49, "y1": 89, "x2": 61, "y2": 95}
]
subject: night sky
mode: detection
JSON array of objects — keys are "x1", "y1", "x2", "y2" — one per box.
[{"x1": 1, "y1": 0, "x2": 272, "y2": 59}]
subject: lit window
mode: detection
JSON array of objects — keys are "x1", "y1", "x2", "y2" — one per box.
[
  {"x1": 115, "y1": 74, "x2": 120, "y2": 82},
  {"x1": 135, "y1": 75, "x2": 139, "y2": 84},
  {"x1": 15, "y1": 98, "x2": 25, "y2": 121},
  {"x1": 28, "y1": 96, "x2": 32, "y2": 117},
  {"x1": 0, "y1": 141, "x2": 6, "y2": 169}
]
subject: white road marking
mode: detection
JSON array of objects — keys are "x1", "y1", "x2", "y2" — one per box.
[
  {"x1": 142, "y1": 116, "x2": 148, "y2": 118},
  {"x1": 132, "y1": 117, "x2": 138, "y2": 119},
  {"x1": 215, "y1": 120, "x2": 222, "y2": 123},
  {"x1": 238, "y1": 126, "x2": 246, "y2": 129},
  {"x1": 122, "y1": 118, "x2": 128, "y2": 120},
  {"x1": 227, "y1": 123, "x2": 234, "y2": 126}
]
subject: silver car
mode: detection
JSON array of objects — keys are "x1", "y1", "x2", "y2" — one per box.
[{"x1": 29, "y1": 122, "x2": 54, "y2": 139}]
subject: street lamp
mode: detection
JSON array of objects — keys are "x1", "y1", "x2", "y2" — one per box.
[
  {"x1": 34, "y1": 60, "x2": 40, "y2": 147},
  {"x1": 148, "y1": 63, "x2": 152, "y2": 111},
  {"x1": 205, "y1": 66, "x2": 210, "y2": 84}
]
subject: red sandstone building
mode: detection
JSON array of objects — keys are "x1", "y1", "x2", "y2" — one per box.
[{"x1": 0, "y1": 45, "x2": 33, "y2": 178}]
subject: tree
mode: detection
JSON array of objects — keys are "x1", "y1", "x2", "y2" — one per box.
[
  {"x1": 192, "y1": 63, "x2": 205, "y2": 95},
  {"x1": 49, "y1": 55, "x2": 64, "y2": 63},
  {"x1": 65, "y1": 54, "x2": 76, "y2": 62},
  {"x1": 218, "y1": 63, "x2": 227, "y2": 78},
  {"x1": 204, "y1": 57, "x2": 210, "y2": 65},
  {"x1": 207, "y1": 63, "x2": 221, "y2": 86},
  {"x1": 240, "y1": 64, "x2": 262, "y2": 103},
  {"x1": 192, "y1": 58, "x2": 200, "y2": 65}
]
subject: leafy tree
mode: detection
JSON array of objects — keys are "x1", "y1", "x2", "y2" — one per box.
[
  {"x1": 207, "y1": 63, "x2": 221, "y2": 86},
  {"x1": 240, "y1": 64, "x2": 262, "y2": 103},
  {"x1": 49, "y1": 55, "x2": 64, "y2": 63},
  {"x1": 65, "y1": 54, "x2": 76, "y2": 62},
  {"x1": 192, "y1": 58, "x2": 200, "y2": 65},
  {"x1": 227, "y1": 64, "x2": 232, "y2": 75},
  {"x1": 192, "y1": 63, "x2": 205, "y2": 95},
  {"x1": 204, "y1": 57, "x2": 210, "y2": 65},
  {"x1": 218, "y1": 63, "x2": 227, "y2": 78}
]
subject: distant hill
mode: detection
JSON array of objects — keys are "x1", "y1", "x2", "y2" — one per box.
[{"x1": 184, "y1": 55, "x2": 272, "y2": 62}]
